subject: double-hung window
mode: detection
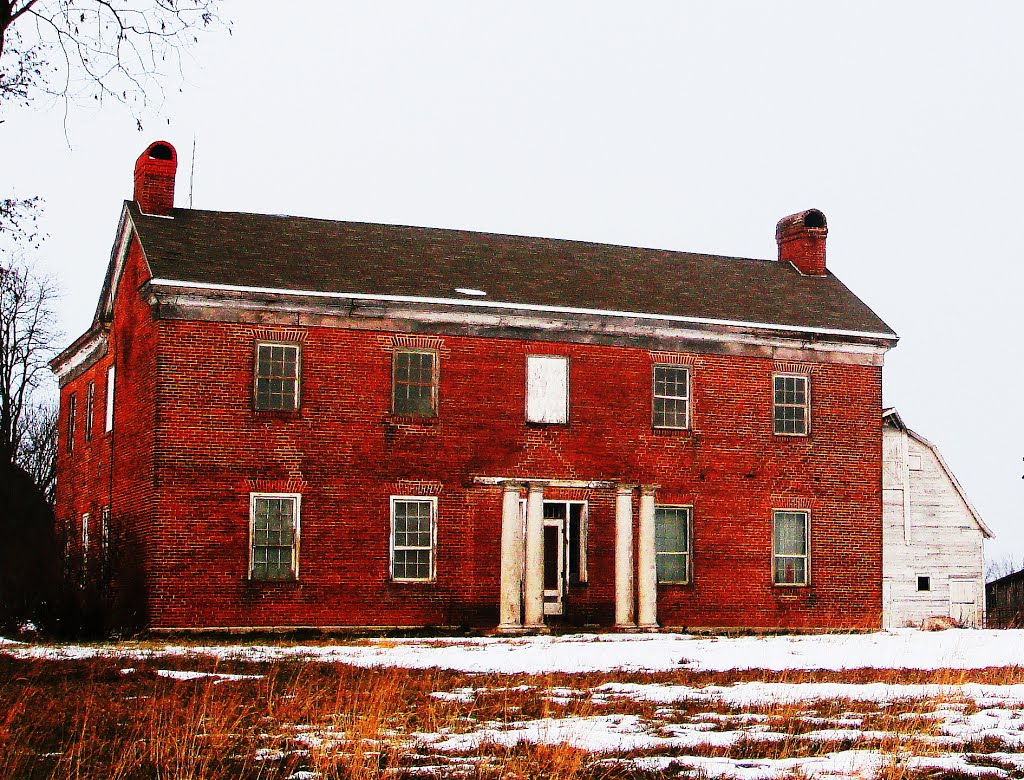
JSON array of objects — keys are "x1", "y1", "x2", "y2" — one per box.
[
  {"x1": 655, "y1": 506, "x2": 691, "y2": 583},
  {"x1": 250, "y1": 494, "x2": 300, "y2": 580},
  {"x1": 84, "y1": 382, "x2": 95, "y2": 442},
  {"x1": 653, "y1": 365, "x2": 690, "y2": 429},
  {"x1": 393, "y1": 350, "x2": 437, "y2": 416},
  {"x1": 526, "y1": 355, "x2": 569, "y2": 424},
  {"x1": 390, "y1": 497, "x2": 436, "y2": 581},
  {"x1": 773, "y1": 510, "x2": 809, "y2": 585},
  {"x1": 773, "y1": 374, "x2": 809, "y2": 436},
  {"x1": 255, "y1": 343, "x2": 300, "y2": 411},
  {"x1": 66, "y1": 393, "x2": 77, "y2": 453}
]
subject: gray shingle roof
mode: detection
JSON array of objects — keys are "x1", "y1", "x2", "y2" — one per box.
[{"x1": 128, "y1": 202, "x2": 895, "y2": 339}]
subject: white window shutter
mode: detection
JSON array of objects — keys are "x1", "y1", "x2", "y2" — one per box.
[{"x1": 527, "y1": 356, "x2": 568, "y2": 423}]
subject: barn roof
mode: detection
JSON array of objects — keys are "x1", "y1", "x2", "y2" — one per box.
[
  {"x1": 125, "y1": 202, "x2": 896, "y2": 341},
  {"x1": 883, "y1": 409, "x2": 993, "y2": 538}
]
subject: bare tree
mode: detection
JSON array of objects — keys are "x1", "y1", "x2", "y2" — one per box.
[
  {"x1": 987, "y1": 553, "x2": 1024, "y2": 584},
  {"x1": 0, "y1": 1, "x2": 226, "y2": 121},
  {"x1": 0, "y1": 256, "x2": 59, "y2": 470},
  {"x1": 16, "y1": 398, "x2": 56, "y2": 501}
]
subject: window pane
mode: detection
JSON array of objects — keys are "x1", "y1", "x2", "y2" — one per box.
[
  {"x1": 655, "y1": 507, "x2": 690, "y2": 554},
  {"x1": 393, "y1": 351, "x2": 436, "y2": 416},
  {"x1": 392, "y1": 499, "x2": 434, "y2": 580},
  {"x1": 775, "y1": 556, "x2": 806, "y2": 584},
  {"x1": 252, "y1": 497, "x2": 297, "y2": 580},
  {"x1": 653, "y1": 366, "x2": 689, "y2": 428},
  {"x1": 255, "y1": 344, "x2": 299, "y2": 411},
  {"x1": 774, "y1": 512, "x2": 807, "y2": 555},
  {"x1": 657, "y1": 552, "x2": 689, "y2": 583}
]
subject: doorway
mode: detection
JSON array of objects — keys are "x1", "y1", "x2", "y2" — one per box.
[{"x1": 542, "y1": 501, "x2": 587, "y2": 616}]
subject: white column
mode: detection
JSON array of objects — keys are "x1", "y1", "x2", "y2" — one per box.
[
  {"x1": 637, "y1": 485, "x2": 659, "y2": 630},
  {"x1": 523, "y1": 482, "x2": 546, "y2": 628},
  {"x1": 615, "y1": 484, "x2": 636, "y2": 629},
  {"x1": 498, "y1": 483, "x2": 524, "y2": 633}
]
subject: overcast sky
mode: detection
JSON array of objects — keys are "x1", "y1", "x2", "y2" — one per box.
[{"x1": 6, "y1": 2, "x2": 1022, "y2": 561}]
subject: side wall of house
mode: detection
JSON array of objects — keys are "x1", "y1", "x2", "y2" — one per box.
[
  {"x1": 882, "y1": 425, "x2": 986, "y2": 627},
  {"x1": 54, "y1": 237, "x2": 159, "y2": 626},
  {"x1": 149, "y1": 319, "x2": 883, "y2": 631}
]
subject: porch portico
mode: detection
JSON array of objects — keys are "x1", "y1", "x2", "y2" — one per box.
[{"x1": 474, "y1": 476, "x2": 660, "y2": 633}]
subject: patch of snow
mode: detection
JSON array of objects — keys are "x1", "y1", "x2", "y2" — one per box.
[
  {"x1": 6, "y1": 629, "x2": 1024, "y2": 673},
  {"x1": 155, "y1": 669, "x2": 263, "y2": 682}
]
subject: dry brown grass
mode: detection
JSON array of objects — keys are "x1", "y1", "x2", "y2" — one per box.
[{"x1": 0, "y1": 652, "x2": 1022, "y2": 779}]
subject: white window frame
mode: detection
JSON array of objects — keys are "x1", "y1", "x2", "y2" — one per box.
[
  {"x1": 84, "y1": 381, "x2": 95, "y2": 442},
  {"x1": 81, "y1": 513, "x2": 90, "y2": 566},
  {"x1": 526, "y1": 355, "x2": 569, "y2": 424},
  {"x1": 100, "y1": 506, "x2": 111, "y2": 569},
  {"x1": 254, "y1": 342, "x2": 302, "y2": 411},
  {"x1": 654, "y1": 505, "x2": 692, "y2": 584},
  {"x1": 389, "y1": 495, "x2": 437, "y2": 582},
  {"x1": 652, "y1": 365, "x2": 691, "y2": 430},
  {"x1": 105, "y1": 364, "x2": 115, "y2": 432},
  {"x1": 248, "y1": 493, "x2": 301, "y2": 581},
  {"x1": 773, "y1": 374, "x2": 810, "y2": 437},
  {"x1": 67, "y1": 392, "x2": 77, "y2": 453},
  {"x1": 773, "y1": 509, "x2": 810, "y2": 586}
]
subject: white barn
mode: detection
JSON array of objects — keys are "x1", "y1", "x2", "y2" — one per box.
[{"x1": 882, "y1": 409, "x2": 992, "y2": 628}]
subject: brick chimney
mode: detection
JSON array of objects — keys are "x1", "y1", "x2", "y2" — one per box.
[
  {"x1": 133, "y1": 141, "x2": 178, "y2": 216},
  {"x1": 776, "y1": 209, "x2": 827, "y2": 276}
]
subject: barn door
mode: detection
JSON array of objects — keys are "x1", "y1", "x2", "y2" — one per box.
[{"x1": 950, "y1": 579, "x2": 977, "y2": 626}]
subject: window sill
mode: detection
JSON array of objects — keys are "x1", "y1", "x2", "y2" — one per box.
[
  {"x1": 651, "y1": 427, "x2": 693, "y2": 437},
  {"x1": 388, "y1": 579, "x2": 439, "y2": 589},
  {"x1": 525, "y1": 420, "x2": 570, "y2": 428},
  {"x1": 247, "y1": 576, "x2": 300, "y2": 585},
  {"x1": 386, "y1": 414, "x2": 439, "y2": 425},
  {"x1": 254, "y1": 408, "x2": 302, "y2": 420},
  {"x1": 773, "y1": 432, "x2": 810, "y2": 439}
]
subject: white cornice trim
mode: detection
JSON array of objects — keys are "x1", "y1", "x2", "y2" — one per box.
[
  {"x1": 148, "y1": 278, "x2": 899, "y2": 344},
  {"x1": 51, "y1": 330, "x2": 108, "y2": 380}
]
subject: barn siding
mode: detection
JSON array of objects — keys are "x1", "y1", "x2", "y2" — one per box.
[{"x1": 882, "y1": 421, "x2": 986, "y2": 627}]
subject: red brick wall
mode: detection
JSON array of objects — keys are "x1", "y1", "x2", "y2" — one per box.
[
  {"x1": 134, "y1": 318, "x2": 884, "y2": 631},
  {"x1": 54, "y1": 237, "x2": 159, "y2": 625}
]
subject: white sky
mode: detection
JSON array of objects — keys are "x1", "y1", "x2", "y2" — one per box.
[{"x1": 5, "y1": 2, "x2": 1022, "y2": 560}]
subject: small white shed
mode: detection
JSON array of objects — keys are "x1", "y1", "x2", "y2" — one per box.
[{"x1": 882, "y1": 409, "x2": 992, "y2": 628}]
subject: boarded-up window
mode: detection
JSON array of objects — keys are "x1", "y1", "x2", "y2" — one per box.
[
  {"x1": 773, "y1": 510, "x2": 809, "y2": 585},
  {"x1": 526, "y1": 355, "x2": 568, "y2": 423},
  {"x1": 105, "y1": 365, "x2": 115, "y2": 432}
]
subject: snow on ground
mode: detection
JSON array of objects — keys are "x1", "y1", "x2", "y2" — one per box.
[
  {"x1": 153, "y1": 669, "x2": 264, "y2": 682},
  {"x1": 3, "y1": 629, "x2": 1024, "y2": 673}
]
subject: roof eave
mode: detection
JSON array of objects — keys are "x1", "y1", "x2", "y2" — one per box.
[{"x1": 147, "y1": 278, "x2": 899, "y2": 347}]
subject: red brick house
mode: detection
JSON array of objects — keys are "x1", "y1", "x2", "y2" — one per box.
[{"x1": 51, "y1": 141, "x2": 897, "y2": 632}]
